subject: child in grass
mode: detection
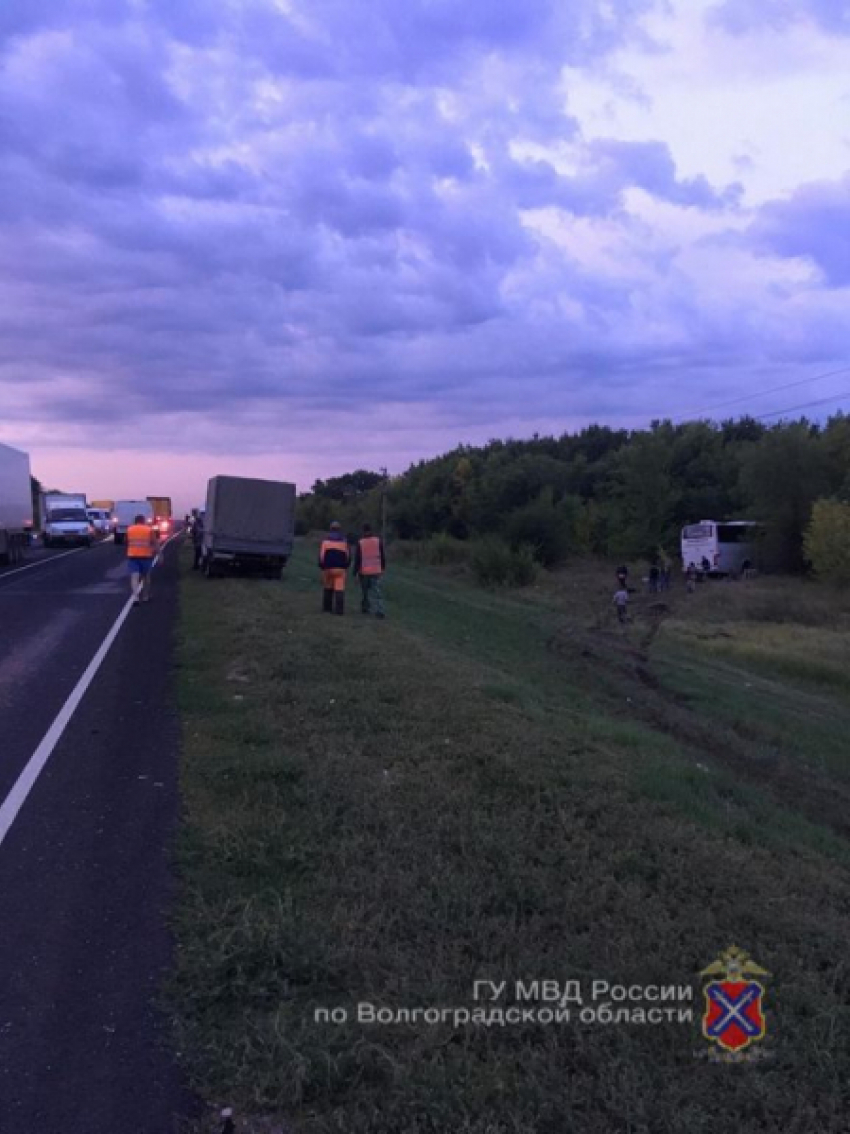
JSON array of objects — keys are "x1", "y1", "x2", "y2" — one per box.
[{"x1": 613, "y1": 587, "x2": 629, "y2": 624}]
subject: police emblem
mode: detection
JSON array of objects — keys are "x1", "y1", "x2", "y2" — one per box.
[{"x1": 701, "y1": 946, "x2": 769, "y2": 1053}]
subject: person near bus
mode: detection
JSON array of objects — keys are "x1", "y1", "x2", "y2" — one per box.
[
  {"x1": 127, "y1": 513, "x2": 157, "y2": 604},
  {"x1": 353, "y1": 522, "x2": 386, "y2": 618},
  {"x1": 319, "y1": 521, "x2": 350, "y2": 615},
  {"x1": 613, "y1": 586, "x2": 629, "y2": 624}
]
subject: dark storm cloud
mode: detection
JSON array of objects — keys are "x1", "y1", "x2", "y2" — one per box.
[{"x1": 0, "y1": 0, "x2": 843, "y2": 460}]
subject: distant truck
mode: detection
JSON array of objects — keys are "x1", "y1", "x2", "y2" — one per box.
[
  {"x1": 147, "y1": 495, "x2": 173, "y2": 535},
  {"x1": 112, "y1": 499, "x2": 153, "y2": 545},
  {"x1": 41, "y1": 492, "x2": 93, "y2": 548},
  {"x1": 90, "y1": 499, "x2": 115, "y2": 513},
  {"x1": 201, "y1": 475, "x2": 296, "y2": 579},
  {"x1": 0, "y1": 442, "x2": 33, "y2": 565}
]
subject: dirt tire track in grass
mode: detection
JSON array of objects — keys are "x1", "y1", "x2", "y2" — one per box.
[
  {"x1": 547, "y1": 620, "x2": 850, "y2": 847},
  {"x1": 172, "y1": 545, "x2": 850, "y2": 1133}
]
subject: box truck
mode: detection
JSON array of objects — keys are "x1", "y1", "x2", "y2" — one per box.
[
  {"x1": 0, "y1": 442, "x2": 32, "y2": 565},
  {"x1": 112, "y1": 500, "x2": 153, "y2": 545},
  {"x1": 202, "y1": 475, "x2": 296, "y2": 579},
  {"x1": 41, "y1": 492, "x2": 92, "y2": 548},
  {"x1": 147, "y1": 496, "x2": 173, "y2": 535}
]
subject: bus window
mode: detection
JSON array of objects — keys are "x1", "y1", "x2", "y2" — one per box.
[
  {"x1": 683, "y1": 523, "x2": 713, "y2": 539},
  {"x1": 717, "y1": 525, "x2": 747, "y2": 543}
]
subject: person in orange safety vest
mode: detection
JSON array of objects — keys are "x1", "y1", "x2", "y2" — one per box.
[
  {"x1": 352, "y1": 522, "x2": 386, "y2": 618},
  {"x1": 319, "y1": 521, "x2": 350, "y2": 615},
  {"x1": 126, "y1": 513, "x2": 158, "y2": 604}
]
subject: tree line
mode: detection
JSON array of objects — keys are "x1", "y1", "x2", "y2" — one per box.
[{"x1": 297, "y1": 416, "x2": 850, "y2": 581}]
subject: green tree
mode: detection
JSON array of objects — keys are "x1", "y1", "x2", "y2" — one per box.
[
  {"x1": 502, "y1": 489, "x2": 575, "y2": 567},
  {"x1": 30, "y1": 475, "x2": 42, "y2": 529},
  {"x1": 739, "y1": 424, "x2": 830, "y2": 571},
  {"x1": 804, "y1": 499, "x2": 850, "y2": 587},
  {"x1": 606, "y1": 428, "x2": 680, "y2": 559}
]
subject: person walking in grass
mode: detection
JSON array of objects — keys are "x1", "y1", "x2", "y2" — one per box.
[
  {"x1": 613, "y1": 585, "x2": 629, "y2": 624},
  {"x1": 126, "y1": 513, "x2": 157, "y2": 605},
  {"x1": 319, "y1": 521, "x2": 350, "y2": 615},
  {"x1": 353, "y1": 522, "x2": 387, "y2": 618}
]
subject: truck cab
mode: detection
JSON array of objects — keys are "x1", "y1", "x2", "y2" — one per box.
[{"x1": 42, "y1": 493, "x2": 93, "y2": 548}]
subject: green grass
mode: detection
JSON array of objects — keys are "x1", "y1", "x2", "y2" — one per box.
[{"x1": 170, "y1": 543, "x2": 850, "y2": 1133}]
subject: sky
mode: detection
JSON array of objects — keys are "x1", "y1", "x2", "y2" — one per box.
[{"x1": 0, "y1": 0, "x2": 848, "y2": 510}]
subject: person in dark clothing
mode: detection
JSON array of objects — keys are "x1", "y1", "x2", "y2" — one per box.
[
  {"x1": 616, "y1": 564, "x2": 628, "y2": 588},
  {"x1": 319, "y1": 521, "x2": 350, "y2": 614},
  {"x1": 648, "y1": 564, "x2": 660, "y2": 594},
  {"x1": 352, "y1": 523, "x2": 387, "y2": 618},
  {"x1": 192, "y1": 513, "x2": 204, "y2": 570}
]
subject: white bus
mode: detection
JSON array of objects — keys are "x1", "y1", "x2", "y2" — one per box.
[{"x1": 680, "y1": 520, "x2": 763, "y2": 576}]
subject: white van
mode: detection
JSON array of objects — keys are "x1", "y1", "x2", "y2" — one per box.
[{"x1": 86, "y1": 508, "x2": 110, "y2": 536}]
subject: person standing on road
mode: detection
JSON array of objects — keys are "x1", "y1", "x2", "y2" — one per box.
[
  {"x1": 616, "y1": 564, "x2": 628, "y2": 589},
  {"x1": 127, "y1": 513, "x2": 157, "y2": 605},
  {"x1": 192, "y1": 512, "x2": 205, "y2": 570},
  {"x1": 353, "y1": 522, "x2": 386, "y2": 618},
  {"x1": 319, "y1": 521, "x2": 350, "y2": 615}
]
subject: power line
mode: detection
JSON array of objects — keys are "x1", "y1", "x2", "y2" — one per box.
[
  {"x1": 679, "y1": 363, "x2": 850, "y2": 420},
  {"x1": 753, "y1": 389, "x2": 850, "y2": 421}
]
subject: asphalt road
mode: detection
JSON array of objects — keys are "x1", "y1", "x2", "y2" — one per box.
[{"x1": 0, "y1": 536, "x2": 195, "y2": 1133}]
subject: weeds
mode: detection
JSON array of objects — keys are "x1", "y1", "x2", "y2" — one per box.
[
  {"x1": 172, "y1": 544, "x2": 850, "y2": 1133},
  {"x1": 471, "y1": 537, "x2": 537, "y2": 588}
]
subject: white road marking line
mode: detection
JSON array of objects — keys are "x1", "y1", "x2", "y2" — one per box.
[
  {"x1": 0, "y1": 533, "x2": 181, "y2": 849},
  {"x1": 0, "y1": 537, "x2": 114, "y2": 583}
]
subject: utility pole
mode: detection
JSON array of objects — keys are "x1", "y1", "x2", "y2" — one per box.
[{"x1": 380, "y1": 466, "x2": 388, "y2": 545}]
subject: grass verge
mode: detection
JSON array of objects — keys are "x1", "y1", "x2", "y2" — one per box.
[{"x1": 171, "y1": 544, "x2": 850, "y2": 1133}]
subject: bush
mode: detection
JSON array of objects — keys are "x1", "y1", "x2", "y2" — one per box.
[
  {"x1": 424, "y1": 533, "x2": 473, "y2": 566},
  {"x1": 502, "y1": 493, "x2": 573, "y2": 567},
  {"x1": 471, "y1": 538, "x2": 538, "y2": 588},
  {"x1": 388, "y1": 535, "x2": 472, "y2": 568},
  {"x1": 804, "y1": 498, "x2": 850, "y2": 588}
]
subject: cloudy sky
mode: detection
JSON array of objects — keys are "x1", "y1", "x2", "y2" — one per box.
[{"x1": 1, "y1": 0, "x2": 848, "y2": 507}]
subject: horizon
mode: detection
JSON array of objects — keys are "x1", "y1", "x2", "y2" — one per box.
[{"x1": 1, "y1": 0, "x2": 848, "y2": 515}]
